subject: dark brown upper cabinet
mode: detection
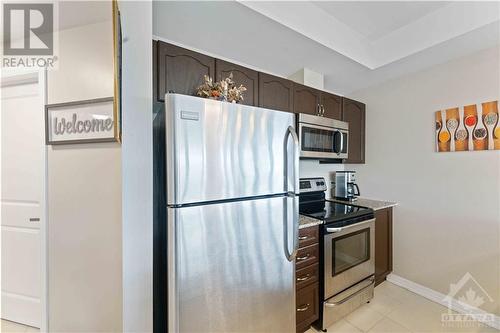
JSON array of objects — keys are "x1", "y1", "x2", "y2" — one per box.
[
  {"x1": 258, "y1": 73, "x2": 294, "y2": 113},
  {"x1": 293, "y1": 84, "x2": 321, "y2": 115},
  {"x1": 293, "y1": 85, "x2": 342, "y2": 120},
  {"x1": 342, "y1": 97, "x2": 366, "y2": 164},
  {"x1": 321, "y1": 92, "x2": 342, "y2": 120},
  {"x1": 157, "y1": 41, "x2": 215, "y2": 101},
  {"x1": 153, "y1": 41, "x2": 366, "y2": 166},
  {"x1": 215, "y1": 60, "x2": 258, "y2": 106}
]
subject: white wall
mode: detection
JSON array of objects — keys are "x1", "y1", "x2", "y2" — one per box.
[
  {"x1": 119, "y1": 1, "x2": 153, "y2": 332},
  {"x1": 47, "y1": 17, "x2": 123, "y2": 331},
  {"x1": 349, "y1": 46, "x2": 500, "y2": 314},
  {"x1": 47, "y1": 22, "x2": 114, "y2": 104}
]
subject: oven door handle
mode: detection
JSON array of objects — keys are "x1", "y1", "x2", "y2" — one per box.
[
  {"x1": 324, "y1": 276, "x2": 375, "y2": 307},
  {"x1": 325, "y1": 218, "x2": 375, "y2": 234},
  {"x1": 325, "y1": 227, "x2": 343, "y2": 233}
]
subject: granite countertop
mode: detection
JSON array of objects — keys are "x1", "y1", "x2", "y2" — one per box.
[
  {"x1": 333, "y1": 197, "x2": 398, "y2": 211},
  {"x1": 299, "y1": 215, "x2": 323, "y2": 229}
]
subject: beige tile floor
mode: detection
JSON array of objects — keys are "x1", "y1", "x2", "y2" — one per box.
[
  {"x1": 306, "y1": 281, "x2": 499, "y2": 333},
  {"x1": 1, "y1": 282, "x2": 497, "y2": 333},
  {"x1": 1, "y1": 319, "x2": 39, "y2": 333}
]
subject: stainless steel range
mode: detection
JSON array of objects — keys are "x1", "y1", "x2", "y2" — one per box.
[{"x1": 299, "y1": 178, "x2": 375, "y2": 330}]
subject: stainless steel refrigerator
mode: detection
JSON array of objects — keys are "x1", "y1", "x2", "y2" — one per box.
[{"x1": 156, "y1": 94, "x2": 300, "y2": 332}]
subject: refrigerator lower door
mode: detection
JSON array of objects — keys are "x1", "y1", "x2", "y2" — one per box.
[
  {"x1": 165, "y1": 94, "x2": 297, "y2": 205},
  {"x1": 168, "y1": 196, "x2": 296, "y2": 332}
]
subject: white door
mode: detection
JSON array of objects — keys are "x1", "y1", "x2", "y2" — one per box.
[{"x1": 1, "y1": 74, "x2": 43, "y2": 328}]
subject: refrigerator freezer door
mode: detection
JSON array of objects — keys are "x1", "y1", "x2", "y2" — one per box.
[
  {"x1": 167, "y1": 196, "x2": 296, "y2": 332},
  {"x1": 165, "y1": 94, "x2": 296, "y2": 205}
]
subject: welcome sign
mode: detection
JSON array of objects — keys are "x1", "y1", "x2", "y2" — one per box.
[{"x1": 46, "y1": 97, "x2": 118, "y2": 144}]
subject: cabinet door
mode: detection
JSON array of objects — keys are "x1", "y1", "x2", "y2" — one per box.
[
  {"x1": 258, "y1": 73, "x2": 294, "y2": 113},
  {"x1": 296, "y1": 283, "x2": 319, "y2": 333},
  {"x1": 375, "y1": 208, "x2": 393, "y2": 286},
  {"x1": 215, "y1": 59, "x2": 258, "y2": 106},
  {"x1": 321, "y1": 92, "x2": 342, "y2": 120},
  {"x1": 157, "y1": 42, "x2": 215, "y2": 101},
  {"x1": 293, "y1": 84, "x2": 321, "y2": 115},
  {"x1": 342, "y1": 98, "x2": 366, "y2": 164}
]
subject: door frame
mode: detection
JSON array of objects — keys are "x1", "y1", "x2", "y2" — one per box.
[{"x1": 1, "y1": 68, "x2": 48, "y2": 331}]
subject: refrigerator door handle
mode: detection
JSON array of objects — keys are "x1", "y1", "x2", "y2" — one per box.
[
  {"x1": 283, "y1": 126, "x2": 300, "y2": 195},
  {"x1": 283, "y1": 126, "x2": 300, "y2": 262}
]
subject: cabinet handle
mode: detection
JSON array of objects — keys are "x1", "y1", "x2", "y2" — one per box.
[
  {"x1": 297, "y1": 304, "x2": 310, "y2": 312},
  {"x1": 29, "y1": 217, "x2": 40, "y2": 222},
  {"x1": 298, "y1": 236, "x2": 309, "y2": 241},
  {"x1": 321, "y1": 105, "x2": 325, "y2": 116},
  {"x1": 297, "y1": 274, "x2": 311, "y2": 282},
  {"x1": 317, "y1": 104, "x2": 321, "y2": 116},
  {"x1": 297, "y1": 254, "x2": 310, "y2": 261}
]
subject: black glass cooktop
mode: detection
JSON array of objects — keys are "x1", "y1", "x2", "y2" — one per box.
[{"x1": 299, "y1": 200, "x2": 373, "y2": 223}]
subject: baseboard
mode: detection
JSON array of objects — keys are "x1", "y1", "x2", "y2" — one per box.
[{"x1": 386, "y1": 274, "x2": 500, "y2": 331}]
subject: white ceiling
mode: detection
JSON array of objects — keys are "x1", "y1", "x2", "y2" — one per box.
[
  {"x1": 153, "y1": 1, "x2": 500, "y2": 95},
  {"x1": 240, "y1": 1, "x2": 500, "y2": 69},
  {"x1": 311, "y1": 1, "x2": 448, "y2": 40}
]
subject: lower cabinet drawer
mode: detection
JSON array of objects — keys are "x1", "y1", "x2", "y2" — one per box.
[
  {"x1": 296, "y1": 244, "x2": 319, "y2": 270},
  {"x1": 296, "y1": 263, "x2": 319, "y2": 290},
  {"x1": 296, "y1": 282, "x2": 319, "y2": 332},
  {"x1": 298, "y1": 226, "x2": 319, "y2": 248}
]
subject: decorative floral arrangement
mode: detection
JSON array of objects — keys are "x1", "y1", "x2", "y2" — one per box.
[{"x1": 196, "y1": 73, "x2": 247, "y2": 103}]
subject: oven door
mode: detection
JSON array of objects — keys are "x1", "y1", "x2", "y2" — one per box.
[
  {"x1": 324, "y1": 219, "x2": 375, "y2": 299},
  {"x1": 299, "y1": 123, "x2": 348, "y2": 159}
]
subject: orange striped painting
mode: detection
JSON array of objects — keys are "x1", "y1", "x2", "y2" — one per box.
[{"x1": 436, "y1": 101, "x2": 499, "y2": 152}]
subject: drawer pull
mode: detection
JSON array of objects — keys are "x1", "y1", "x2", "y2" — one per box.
[
  {"x1": 325, "y1": 276, "x2": 375, "y2": 307},
  {"x1": 297, "y1": 304, "x2": 310, "y2": 312},
  {"x1": 297, "y1": 274, "x2": 311, "y2": 282},
  {"x1": 297, "y1": 254, "x2": 311, "y2": 261},
  {"x1": 298, "y1": 236, "x2": 309, "y2": 241}
]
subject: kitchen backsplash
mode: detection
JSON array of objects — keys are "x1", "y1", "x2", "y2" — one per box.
[{"x1": 299, "y1": 160, "x2": 345, "y2": 198}]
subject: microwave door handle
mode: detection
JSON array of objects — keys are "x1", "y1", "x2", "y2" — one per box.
[
  {"x1": 339, "y1": 130, "x2": 344, "y2": 155},
  {"x1": 333, "y1": 129, "x2": 343, "y2": 155}
]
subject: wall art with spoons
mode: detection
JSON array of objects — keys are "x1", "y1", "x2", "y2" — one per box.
[{"x1": 435, "y1": 101, "x2": 499, "y2": 152}]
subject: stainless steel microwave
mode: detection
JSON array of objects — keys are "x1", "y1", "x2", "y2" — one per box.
[{"x1": 297, "y1": 113, "x2": 349, "y2": 160}]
